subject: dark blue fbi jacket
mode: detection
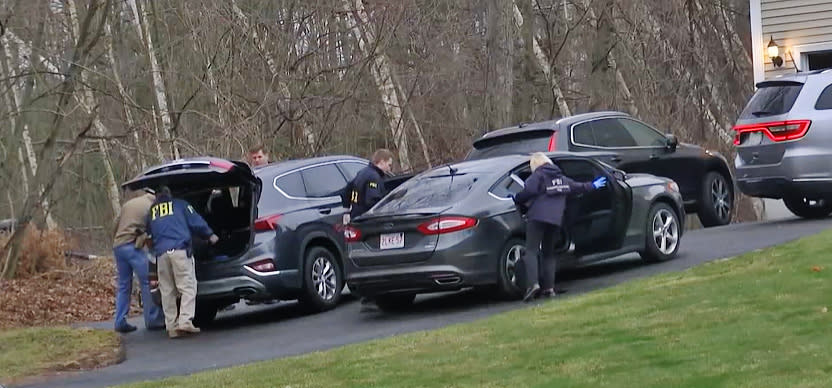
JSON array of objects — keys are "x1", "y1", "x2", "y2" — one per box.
[{"x1": 146, "y1": 198, "x2": 214, "y2": 257}]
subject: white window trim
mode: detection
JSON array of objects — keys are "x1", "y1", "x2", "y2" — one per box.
[
  {"x1": 792, "y1": 42, "x2": 832, "y2": 72},
  {"x1": 750, "y1": 0, "x2": 764, "y2": 86}
]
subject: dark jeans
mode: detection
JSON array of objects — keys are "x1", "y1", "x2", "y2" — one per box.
[
  {"x1": 113, "y1": 243, "x2": 165, "y2": 329},
  {"x1": 523, "y1": 221, "x2": 560, "y2": 290}
]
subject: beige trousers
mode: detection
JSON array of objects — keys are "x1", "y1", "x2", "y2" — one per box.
[{"x1": 157, "y1": 249, "x2": 196, "y2": 331}]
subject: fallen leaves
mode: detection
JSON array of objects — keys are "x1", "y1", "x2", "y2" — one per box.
[
  {"x1": 0, "y1": 258, "x2": 127, "y2": 329},
  {"x1": 811, "y1": 266, "x2": 823, "y2": 272},
  {"x1": 0, "y1": 227, "x2": 135, "y2": 329}
]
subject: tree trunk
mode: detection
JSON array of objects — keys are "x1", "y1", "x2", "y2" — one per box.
[
  {"x1": 0, "y1": 20, "x2": 58, "y2": 230},
  {"x1": 513, "y1": 2, "x2": 571, "y2": 117},
  {"x1": 485, "y1": 0, "x2": 514, "y2": 129},
  {"x1": 583, "y1": 0, "x2": 638, "y2": 116},
  {"x1": 68, "y1": 0, "x2": 121, "y2": 219},
  {"x1": 105, "y1": 20, "x2": 145, "y2": 171},
  {"x1": 341, "y1": 0, "x2": 418, "y2": 171},
  {"x1": 514, "y1": 0, "x2": 535, "y2": 122},
  {"x1": 126, "y1": 0, "x2": 178, "y2": 160},
  {"x1": 230, "y1": 0, "x2": 315, "y2": 153},
  {"x1": 2, "y1": 0, "x2": 112, "y2": 279}
]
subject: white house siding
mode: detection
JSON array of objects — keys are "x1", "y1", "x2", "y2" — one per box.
[{"x1": 755, "y1": 0, "x2": 832, "y2": 82}]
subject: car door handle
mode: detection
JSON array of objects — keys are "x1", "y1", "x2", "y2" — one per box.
[
  {"x1": 649, "y1": 154, "x2": 659, "y2": 160},
  {"x1": 318, "y1": 208, "x2": 332, "y2": 215}
]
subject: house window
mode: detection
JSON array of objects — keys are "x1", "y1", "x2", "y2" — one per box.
[{"x1": 808, "y1": 51, "x2": 832, "y2": 71}]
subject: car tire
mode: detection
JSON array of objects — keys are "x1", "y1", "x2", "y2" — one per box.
[
  {"x1": 298, "y1": 246, "x2": 343, "y2": 313},
  {"x1": 639, "y1": 202, "x2": 681, "y2": 262},
  {"x1": 496, "y1": 238, "x2": 525, "y2": 300},
  {"x1": 374, "y1": 293, "x2": 416, "y2": 312},
  {"x1": 698, "y1": 171, "x2": 733, "y2": 227},
  {"x1": 193, "y1": 302, "x2": 218, "y2": 327},
  {"x1": 783, "y1": 196, "x2": 832, "y2": 219}
]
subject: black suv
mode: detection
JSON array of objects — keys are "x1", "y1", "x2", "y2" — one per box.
[
  {"x1": 122, "y1": 155, "x2": 408, "y2": 324},
  {"x1": 465, "y1": 111, "x2": 735, "y2": 227}
]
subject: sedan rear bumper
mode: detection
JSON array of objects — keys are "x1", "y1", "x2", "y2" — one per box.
[{"x1": 347, "y1": 265, "x2": 468, "y2": 297}]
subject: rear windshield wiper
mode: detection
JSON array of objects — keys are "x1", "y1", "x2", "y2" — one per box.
[{"x1": 751, "y1": 110, "x2": 773, "y2": 117}]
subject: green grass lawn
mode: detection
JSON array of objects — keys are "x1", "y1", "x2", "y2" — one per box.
[
  {"x1": 120, "y1": 229, "x2": 832, "y2": 388},
  {"x1": 0, "y1": 326, "x2": 121, "y2": 384}
]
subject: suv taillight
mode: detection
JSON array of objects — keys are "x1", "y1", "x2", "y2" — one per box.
[
  {"x1": 343, "y1": 226, "x2": 362, "y2": 242},
  {"x1": 733, "y1": 120, "x2": 811, "y2": 145},
  {"x1": 417, "y1": 217, "x2": 477, "y2": 235},
  {"x1": 254, "y1": 214, "x2": 282, "y2": 231},
  {"x1": 547, "y1": 133, "x2": 557, "y2": 151}
]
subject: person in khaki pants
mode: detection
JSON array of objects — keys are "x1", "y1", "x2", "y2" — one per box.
[{"x1": 146, "y1": 186, "x2": 218, "y2": 338}]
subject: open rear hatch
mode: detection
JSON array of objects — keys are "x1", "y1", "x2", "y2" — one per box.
[{"x1": 121, "y1": 157, "x2": 262, "y2": 262}]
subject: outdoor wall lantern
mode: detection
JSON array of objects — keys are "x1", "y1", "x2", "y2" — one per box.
[{"x1": 768, "y1": 36, "x2": 783, "y2": 68}]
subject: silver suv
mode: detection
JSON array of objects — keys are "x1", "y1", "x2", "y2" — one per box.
[{"x1": 734, "y1": 69, "x2": 832, "y2": 218}]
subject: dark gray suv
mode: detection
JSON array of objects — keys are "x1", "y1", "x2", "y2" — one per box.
[{"x1": 733, "y1": 69, "x2": 832, "y2": 218}]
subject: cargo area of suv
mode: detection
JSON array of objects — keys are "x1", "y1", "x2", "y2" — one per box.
[
  {"x1": 733, "y1": 69, "x2": 832, "y2": 219},
  {"x1": 122, "y1": 158, "x2": 261, "y2": 262}
]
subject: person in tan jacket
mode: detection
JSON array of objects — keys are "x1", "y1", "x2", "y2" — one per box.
[{"x1": 112, "y1": 188, "x2": 165, "y2": 332}]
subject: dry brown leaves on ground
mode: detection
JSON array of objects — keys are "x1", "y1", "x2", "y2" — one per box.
[{"x1": 0, "y1": 226, "x2": 136, "y2": 329}]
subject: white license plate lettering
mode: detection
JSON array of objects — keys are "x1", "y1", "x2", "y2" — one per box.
[{"x1": 379, "y1": 233, "x2": 405, "y2": 250}]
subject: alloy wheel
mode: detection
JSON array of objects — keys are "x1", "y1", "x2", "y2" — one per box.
[
  {"x1": 311, "y1": 256, "x2": 337, "y2": 301},
  {"x1": 711, "y1": 176, "x2": 731, "y2": 221},
  {"x1": 505, "y1": 244, "x2": 524, "y2": 286},
  {"x1": 652, "y1": 209, "x2": 679, "y2": 255}
]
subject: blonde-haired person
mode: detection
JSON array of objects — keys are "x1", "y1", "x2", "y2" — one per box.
[{"x1": 512, "y1": 152, "x2": 608, "y2": 301}]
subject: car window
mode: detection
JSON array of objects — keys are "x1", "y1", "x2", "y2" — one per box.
[
  {"x1": 572, "y1": 122, "x2": 596, "y2": 146},
  {"x1": 617, "y1": 119, "x2": 666, "y2": 147},
  {"x1": 739, "y1": 83, "x2": 803, "y2": 119},
  {"x1": 490, "y1": 174, "x2": 525, "y2": 198},
  {"x1": 339, "y1": 162, "x2": 367, "y2": 182},
  {"x1": 274, "y1": 171, "x2": 306, "y2": 197},
  {"x1": 371, "y1": 173, "x2": 483, "y2": 214},
  {"x1": 555, "y1": 159, "x2": 601, "y2": 182},
  {"x1": 590, "y1": 119, "x2": 637, "y2": 148},
  {"x1": 815, "y1": 84, "x2": 832, "y2": 110},
  {"x1": 301, "y1": 164, "x2": 347, "y2": 198},
  {"x1": 257, "y1": 171, "x2": 294, "y2": 213}
]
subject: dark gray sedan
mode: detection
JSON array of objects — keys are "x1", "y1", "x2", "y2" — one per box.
[{"x1": 343, "y1": 152, "x2": 685, "y2": 309}]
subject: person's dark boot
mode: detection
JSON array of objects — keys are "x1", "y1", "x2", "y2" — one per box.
[
  {"x1": 115, "y1": 323, "x2": 137, "y2": 333},
  {"x1": 522, "y1": 283, "x2": 540, "y2": 302}
]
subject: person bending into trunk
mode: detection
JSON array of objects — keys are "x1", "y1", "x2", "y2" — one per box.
[
  {"x1": 111, "y1": 188, "x2": 165, "y2": 333},
  {"x1": 146, "y1": 186, "x2": 219, "y2": 338},
  {"x1": 512, "y1": 152, "x2": 607, "y2": 302}
]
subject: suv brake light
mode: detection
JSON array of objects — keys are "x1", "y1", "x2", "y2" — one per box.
[
  {"x1": 733, "y1": 120, "x2": 811, "y2": 145},
  {"x1": 210, "y1": 160, "x2": 234, "y2": 171},
  {"x1": 417, "y1": 216, "x2": 477, "y2": 235},
  {"x1": 343, "y1": 226, "x2": 362, "y2": 242},
  {"x1": 254, "y1": 214, "x2": 282, "y2": 231},
  {"x1": 547, "y1": 133, "x2": 557, "y2": 151},
  {"x1": 246, "y1": 258, "x2": 276, "y2": 273}
]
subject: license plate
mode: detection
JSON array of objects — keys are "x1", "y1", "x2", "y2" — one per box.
[
  {"x1": 379, "y1": 232, "x2": 405, "y2": 250},
  {"x1": 747, "y1": 131, "x2": 763, "y2": 145}
]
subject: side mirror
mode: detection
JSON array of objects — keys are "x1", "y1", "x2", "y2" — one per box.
[
  {"x1": 665, "y1": 133, "x2": 678, "y2": 152},
  {"x1": 612, "y1": 169, "x2": 626, "y2": 181}
]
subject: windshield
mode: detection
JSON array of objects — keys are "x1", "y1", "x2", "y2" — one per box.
[{"x1": 370, "y1": 172, "x2": 483, "y2": 214}]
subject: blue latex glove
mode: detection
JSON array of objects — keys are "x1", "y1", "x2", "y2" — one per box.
[{"x1": 592, "y1": 176, "x2": 607, "y2": 189}]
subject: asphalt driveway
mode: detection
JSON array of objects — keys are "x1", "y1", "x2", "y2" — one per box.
[{"x1": 17, "y1": 215, "x2": 832, "y2": 388}]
